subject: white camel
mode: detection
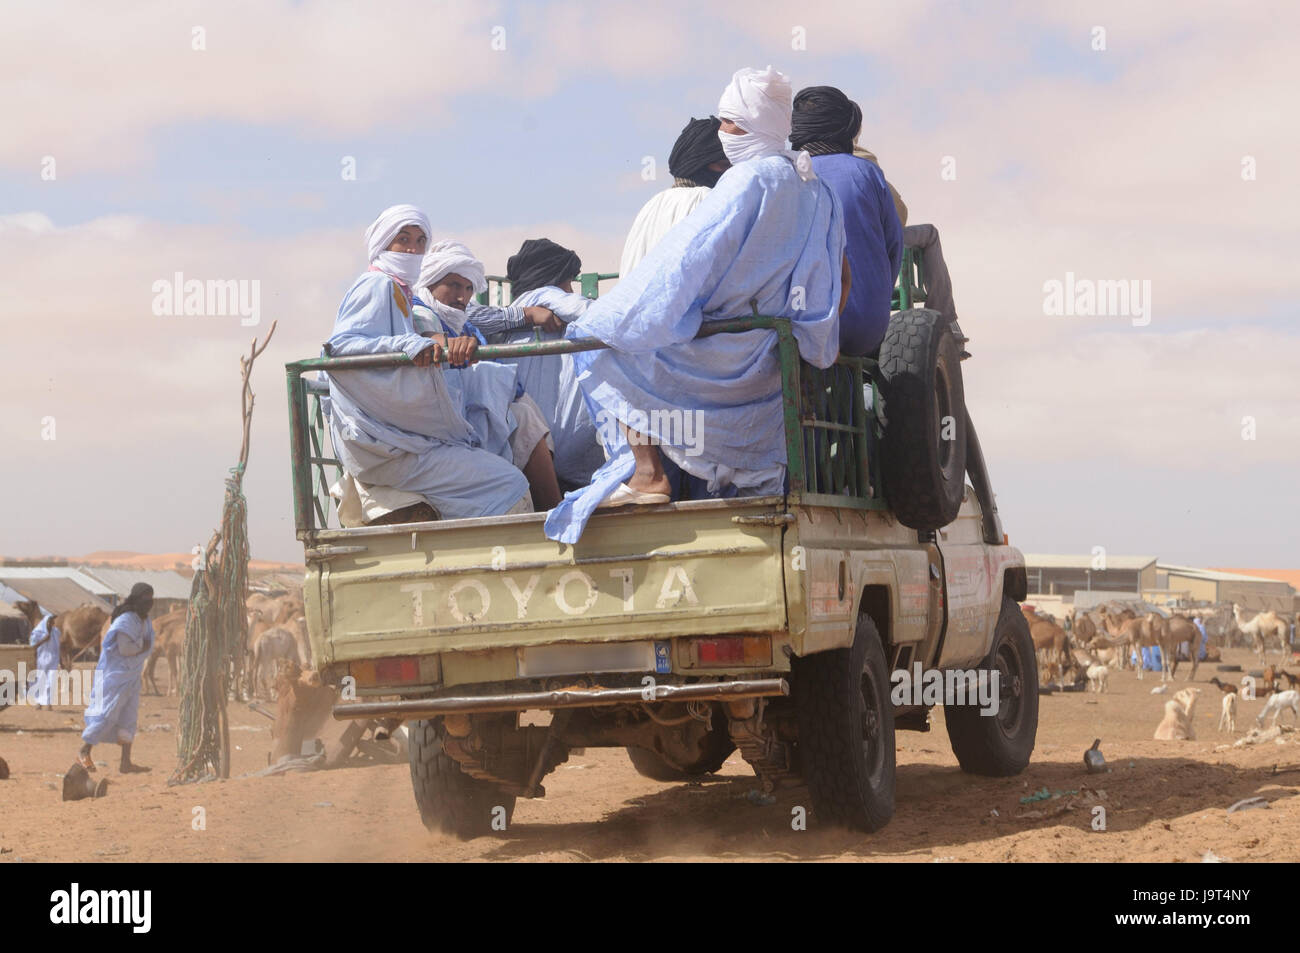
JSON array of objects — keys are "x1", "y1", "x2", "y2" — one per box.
[{"x1": 1233, "y1": 604, "x2": 1289, "y2": 662}]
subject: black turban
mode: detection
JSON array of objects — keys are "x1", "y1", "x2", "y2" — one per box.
[
  {"x1": 790, "y1": 85, "x2": 862, "y2": 155},
  {"x1": 668, "y1": 116, "x2": 727, "y2": 187},
  {"x1": 507, "y1": 238, "x2": 582, "y2": 299},
  {"x1": 112, "y1": 582, "x2": 154, "y2": 620}
]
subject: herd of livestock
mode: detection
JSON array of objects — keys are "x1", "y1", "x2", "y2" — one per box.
[{"x1": 1024, "y1": 601, "x2": 1296, "y2": 691}]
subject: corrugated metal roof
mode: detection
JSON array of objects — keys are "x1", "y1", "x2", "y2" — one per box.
[
  {"x1": 1023, "y1": 554, "x2": 1158, "y2": 571},
  {"x1": 1159, "y1": 564, "x2": 1295, "y2": 586},
  {"x1": 79, "y1": 567, "x2": 193, "y2": 601},
  {"x1": 1211, "y1": 568, "x2": 1300, "y2": 590},
  {"x1": 0, "y1": 567, "x2": 117, "y2": 598},
  {"x1": 0, "y1": 578, "x2": 112, "y2": 614},
  {"x1": 0, "y1": 582, "x2": 31, "y2": 606}
]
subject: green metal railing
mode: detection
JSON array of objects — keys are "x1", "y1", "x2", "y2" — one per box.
[
  {"x1": 289, "y1": 250, "x2": 935, "y2": 535},
  {"x1": 891, "y1": 246, "x2": 926, "y2": 311},
  {"x1": 475, "y1": 271, "x2": 618, "y2": 308},
  {"x1": 285, "y1": 317, "x2": 884, "y2": 537}
]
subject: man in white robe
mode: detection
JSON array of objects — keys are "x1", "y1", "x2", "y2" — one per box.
[
  {"x1": 619, "y1": 116, "x2": 730, "y2": 276},
  {"x1": 28, "y1": 610, "x2": 60, "y2": 709}
]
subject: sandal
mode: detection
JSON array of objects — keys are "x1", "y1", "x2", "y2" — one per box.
[
  {"x1": 599, "y1": 483, "x2": 670, "y2": 508},
  {"x1": 77, "y1": 753, "x2": 96, "y2": 773}
]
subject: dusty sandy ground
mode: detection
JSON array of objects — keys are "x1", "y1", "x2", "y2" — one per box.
[{"x1": 1, "y1": 647, "x2": 1297, "y2": 863}]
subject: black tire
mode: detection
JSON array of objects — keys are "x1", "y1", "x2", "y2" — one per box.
[
  {"x1": 408, "y1": 718, "x2": 516, "y2": 840},
  {"x1": 625, "y1": 723, "x2": 735, "y2": 782},
  {"x1": 876, "y1": 308, "x2": 967, "y2": 529},
  {"x1": 792, "y1": 615, "x2": 896, "y2": 831},
  {"x1": 945, "y1": 597, "x2": 1039, "y2": 776}
]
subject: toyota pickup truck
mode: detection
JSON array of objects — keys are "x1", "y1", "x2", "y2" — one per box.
[{"x1": 285, "y1": 259, "x2": 1035, "y2": 838}]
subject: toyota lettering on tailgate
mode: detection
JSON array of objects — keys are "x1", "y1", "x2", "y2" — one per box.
[{"x1": 398, "y1": 564, "x2": 701, "y2": 625}]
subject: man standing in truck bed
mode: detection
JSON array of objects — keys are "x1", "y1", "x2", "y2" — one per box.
[{"x1": 544, "y1": 65, "x2": 845, "y2": 544}]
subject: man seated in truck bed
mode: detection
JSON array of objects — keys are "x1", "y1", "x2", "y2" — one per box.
[
  {"x1": 413, "y1": 240, "x2": 562, "y2": 509},
  {"x1": 488, "y1": 238, "x2": 606, "y2": 488},
  {"x1": 322, "y1": 204, "x2": 531, "y2": 520},
  {"x1": 544, "y1": 65, "x2": 845, "y2": 544}
]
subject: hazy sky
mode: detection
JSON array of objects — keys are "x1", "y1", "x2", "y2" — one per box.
[{"x1": 2, "y1": 0, "x2": 1297, "y2": 566}]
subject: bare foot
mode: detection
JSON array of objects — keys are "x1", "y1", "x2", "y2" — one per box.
[
  {"x1": 120, "y1": 763, "x2": 151, "y2": 774},
  {"x1": 626, "y1": 473, "x2": 671, "y2": 497}
]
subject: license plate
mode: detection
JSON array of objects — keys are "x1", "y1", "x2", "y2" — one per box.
[{"x1": 518, "y1": 641, "x2": 657, "y2": 678}]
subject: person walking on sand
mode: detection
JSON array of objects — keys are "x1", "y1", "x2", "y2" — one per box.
[{"x1": 78, "y1": 582, "x2": 154, "y2": 774}]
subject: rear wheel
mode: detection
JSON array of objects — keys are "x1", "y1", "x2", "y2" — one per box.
[
  {"x1": 792, "y1": 615, "x2": 896, "y2": 831},
  {"x1": 408, "y1": 719, "x2": 516, "y2": 840},
  {"x1": 876, "y1": 308, "x2": 967, "y2": 529},
  {"x1": 945, "y1": 597, "x2": 1039, "y2": 776}
]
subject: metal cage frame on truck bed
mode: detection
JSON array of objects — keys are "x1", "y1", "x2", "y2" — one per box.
[{"x1": 285, "y1": 317, "x2": 889, "y2": 537}]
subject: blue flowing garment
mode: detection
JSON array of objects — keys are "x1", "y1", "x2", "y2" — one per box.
[
  {"x1": 82, "y1": 613, "x2": 152, "y2": 745},
  {"x1": 494, "y1": 288, "x2": 605, "y2": 486},
  {"x1": 543, "y1": 156, "x2": 845, "y2": 544},
  {"x1": 324, "y1": 272, "x2": 527, "y2": 519}
]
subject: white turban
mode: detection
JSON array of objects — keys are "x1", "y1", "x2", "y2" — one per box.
[
  {"x1": 418, "y1": 240, "x2": 487, "y2": 294},
  {"x1": 717, "y1": 66, "x2": 814, "y2": 181},
  {"x1": 364, "y1": 204, "x2": 431, "y2": 263}
]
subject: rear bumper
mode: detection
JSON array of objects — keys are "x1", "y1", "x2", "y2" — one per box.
[{"x1": 332, "y1": 677, "x2": 789, "y2": 721}]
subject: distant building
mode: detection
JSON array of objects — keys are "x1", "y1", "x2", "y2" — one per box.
[
  {"x1": 1023, "y1": 554, "x2": 1158, "y2": 600},
  {"x1": 79, "y1": 567, "x2": 193, "y2": 609},
  {"x1": 0, "y1": 576, "x2": 112, "y2": 615},
  {"x1": 1157, "y1": 565, "x2": 1294, "y2": 613}
]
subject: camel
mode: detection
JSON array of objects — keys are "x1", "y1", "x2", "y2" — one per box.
[
  {"x1": 1071, "y1": 609, "x2": 1098, "y2": 645},
  {"x1": 270, "y1": 658, "x2": 337, "y2": 763},
  {"x1": 252, "y1": 627, "x2": 301, "y2": 699},
  {"x1": 1021, "y1": 605, "x2": 1072, "y2": 689},
  {"x1": 52, "y1": 606, "x2": 109, "y2": 669},
  {"x1": 1104, "y1": 610, "x2": 1178, "y2": 681},
  {"x1": 1166, "y1": 614, "x2": 1206, "y2": 682},
  {"x1": 15, "y1": 599, "x2": 43, "y2": 630},
  {"x1": 143, "y1": 607, "x2": 188, "y2": 696},
  {"x1": 1233, "y1": 604, "x2": 1289, "y2": 661}
]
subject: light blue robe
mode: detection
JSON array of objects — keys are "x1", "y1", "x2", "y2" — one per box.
[
  {"x1": 544, "y1": 155, "x2": 845, "y2": 543},
  {"x1": 28, "y1": 613, "x2": 60, "y2": 706},
  {"x1": 494, "y1": 288, "x2": 604, "y2": 486},
  {"x1": 411, "y1": 298, "x2": 522, "y2": 468},
  {"x1": 81, "y1": 613, "x2": 152, "y2": 745},
  {"x1": 324, "y1": 272, "x2": 528, "y2": 519}
]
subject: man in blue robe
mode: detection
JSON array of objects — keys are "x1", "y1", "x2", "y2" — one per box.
[
  {"x1": 414, "y1": 241, "x2": 562, "y2": 508},
  {"x1": 79, "y1": 583, "x2": 154, "y2": 773},
  {"x1": 324, "y1": 205, "x2": 530, "y2": 520},
  {"x1": 493, "y1": 238, "x2": 605, "y2": 488},
  {"x1": 544, "y1": 66, "x2": 846, "y2": 544},
  {"x1": 791, "y1": 85, "x2": 901, "y2": 357}
]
